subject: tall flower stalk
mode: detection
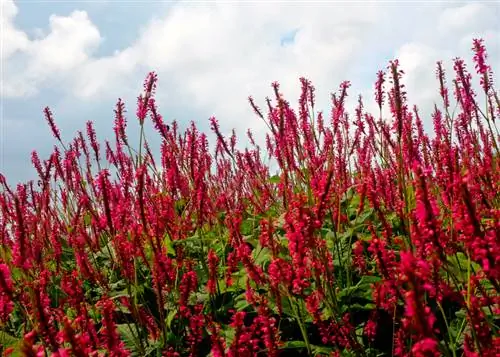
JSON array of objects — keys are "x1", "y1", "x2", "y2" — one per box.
[{"x1": 0, "y1": 39, "x2": 498, "y2": 357}]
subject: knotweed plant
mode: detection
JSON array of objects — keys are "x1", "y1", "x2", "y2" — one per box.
[{"x1": 0, "y1": 39, "x2": 499, "y2": 357}]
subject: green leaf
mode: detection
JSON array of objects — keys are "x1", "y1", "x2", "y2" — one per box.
[
  {"x1": 143, "y1": 341, "x2": 163, "y2": 357},
  {"x1": 166, "y1": 309, "x2": 177, "y2": 329},
  {"x1": 227, "y1": 272, "x2": 248, "y2": 292},
  {"x1": 345, "y1": 302, "x2": 376, "y2": 311},
  {"x1": 234, "y1": 293, "x2": 251, "y2": 311},
  {"x1": 356, "y1": 208, "x2": 374, "y2": 225},
  {"x1": 311, "y1": 344, "x2": 334, "y2": 356},
  {"x1": 341, "y1": 187, "x2": 355, "y2": 204},
  {"x1": 116, "y1": 324, "x2": 140, "y2": 355},
  {"x1": 455, "y1": 309, "x2": 466, "y2": 319},
  {"x1": 83, "y1": 212, "x2": 92, "y2": 227},
  {"x1": 269, "y1": 175, "x2": 281, "y2": 184},
  {"x1": 110, "y1": 289, "x2": 131, "y2": 300},
  {"x1": 279, "y1": 297, "x2": 296, "y2": 318},
  {"x1": 240, "y1": 218, "x2": 256, "y2": 236},
  {"x1": 164, "y1": 234, "x2": 176, "y2": 257},
  {"x1": 223, "y1": 327, "x2": 236, "y2": 347},
  {"x1": 357, "y1": 275, "x2": 381, "y2": 284},
  {"x1": 281, "y1": 341, "x2": 307, "y2": 349},
  {"x1": 253, "y1": 246, "x2": 272, "y2": 267},
  {"x1": 281, "y1": 341, "x2": 334, "y2": 356},
  {"x1": 324, "y1": 229, "x2": 336, "y2": 250},
  {"x1": 338, "y1": 275, "x2": 380, "y2": 302},
  {"x1": 174, "y1": 198, "x2": 186, "y2": 215},
  {"x1": 0, "y1": 330, "x2": 21, "y2": 350}
]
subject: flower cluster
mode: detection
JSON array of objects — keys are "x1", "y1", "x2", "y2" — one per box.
[{"x1": 0, "y1": 39, "x2": 498, "y2": 356}]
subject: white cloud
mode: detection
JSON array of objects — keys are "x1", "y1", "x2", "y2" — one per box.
[
  {"x1": 1, "y1": 1, "x2": 102, "y2": 97},
  {"x1": 384, "y1": 2, "x2": 500, "y2": 131},
  {"x1": 73, "y1": 47, "x2": 139, "y2": 98},
  {"x1": 2, "y1": 0, "x2": 499, "y2": 139},
  {"x1": 102, "y1": 2, "x2": 385, "y2": 133},
  {"x1": 438, "y1": 3, "x2": 497, "y2": 36},
  {"x1": 394, "y1": 43, "x2": 446, "y2": 117},
  {"x1": 27, "y1": 11, "x2": 101, "y2": 73},
  {"x1": 1, "y1": 0, "x2": 29, "y2": 59}
]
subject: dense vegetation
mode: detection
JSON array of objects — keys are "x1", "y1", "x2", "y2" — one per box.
[{"x1": 0, "y1": 39, "x2": 499, "y2": 356}]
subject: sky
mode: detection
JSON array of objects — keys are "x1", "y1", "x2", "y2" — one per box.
[{"x1": 1, "y1": 0, "x2": 499, "y2": 183}]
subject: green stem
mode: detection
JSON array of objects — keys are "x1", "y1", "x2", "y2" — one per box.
[
  {"x1": 436, "y1": 301, "x2": 456, "y2": 357},
  {"x1": 288, "y1": 295, "x2": 312, "y2": 356},
  {"x1": 137, "y1": 123, "x2": 145, "y2": 168}
]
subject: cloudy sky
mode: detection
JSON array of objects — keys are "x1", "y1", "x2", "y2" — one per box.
[{"x1": 1, "y1": 0, "x2": 499, "y2": 183}]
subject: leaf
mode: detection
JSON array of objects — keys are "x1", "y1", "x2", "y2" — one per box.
[
  {"x1": 281, "y1": 342, "x2": 333, "y2": 356},
  {"x1": 223, "y1": 327, "x2": 236, "y2": 347},
  {"x1": 446, "y1": 252, "x2": 483, "y2": 281},
  {"x1": 356, "y1": 233, "x2": 372, "y2": 242},
  {"x1": 166, "y1": 309, "x2": 177, "y2": 329},
  {"x1": 226, "y1": 271, "x2": 248, "y2": 292},
  {"x1": 253, "y1": 246, "x2": 272, "y2": 267},
  {"x1": 281, "y1": 341, "x2": 307, "y2": 349},
  {"x1": 174, "y1": 198, "x2": 186, "y2": 215},
  {"x1": 143, "y1": 341, "x2": 163, "y2": 357},
  {"x1": 116, "y1": 324, "x2": 140, "y2": 355},
  {"x1": 345, "y1": 302, "x2": 376, "y2": 311},
  {"x1": 269, "y1": 175, "x2": 281, "y2": 184},
  {"x1": 240, "y1": 219, "x2": 256, "y2": 236},
  {"x1": 455, "y1": 309, "x2": 466, "y2": 319},
  {"x1": 324, "y1": 229, "x2": 336, "y2": 250},
  {"x1": 340, "y1": 187, "x2": 355, "y2": 204},
  {"x1": 311, "y1": 344, "x2": 334, "y2": 356},
  {"x1": 0, "y1": 331, "x2": 21, "y2": 349},
  {"x1": 279, "y1": 297, "x2": 296, "y2": 318},
  {"x1": 163, "y1": 234, "x2": 176, "y2": 257},
  {"x1": 234, "y1": 293, "x2": 251, "y2": 311},
  {"x1": 83, "y1": 212, "x2": 92, "y2": 227},
  {"x1": 243, "y1": 236, "x2": 259, "y2": 248},
  {"x1": 357, "y1": 275, "x2": 381, "y2": 284},
  {"x1": 172, "y1": 233, "x2": 208, "y2": 248},
  {"x1": 355, "y1": 208, "x2": 374, "y2": 225},
  {"x1": 338, "y1": 275, "x2": 380, "y2": 302},
  {"x1": 110, "y1": 289, "x2": 131, "y2": 300},
  {"x1": 234, "y1": 300, "x2": 251, "y2": 311}
]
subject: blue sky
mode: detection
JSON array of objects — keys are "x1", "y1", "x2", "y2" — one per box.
[{"x1": 1, "y1": 0, "x2": 499, "y2": 183}]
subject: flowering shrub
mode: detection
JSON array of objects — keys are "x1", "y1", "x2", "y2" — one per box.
[{"x1": 0, "y1": 39, "x2": 499, "y2": 357}]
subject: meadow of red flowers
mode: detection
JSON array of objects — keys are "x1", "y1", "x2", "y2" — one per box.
[{"x1": 0, "y1": 39, "x2": 498, "y2": 357}]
